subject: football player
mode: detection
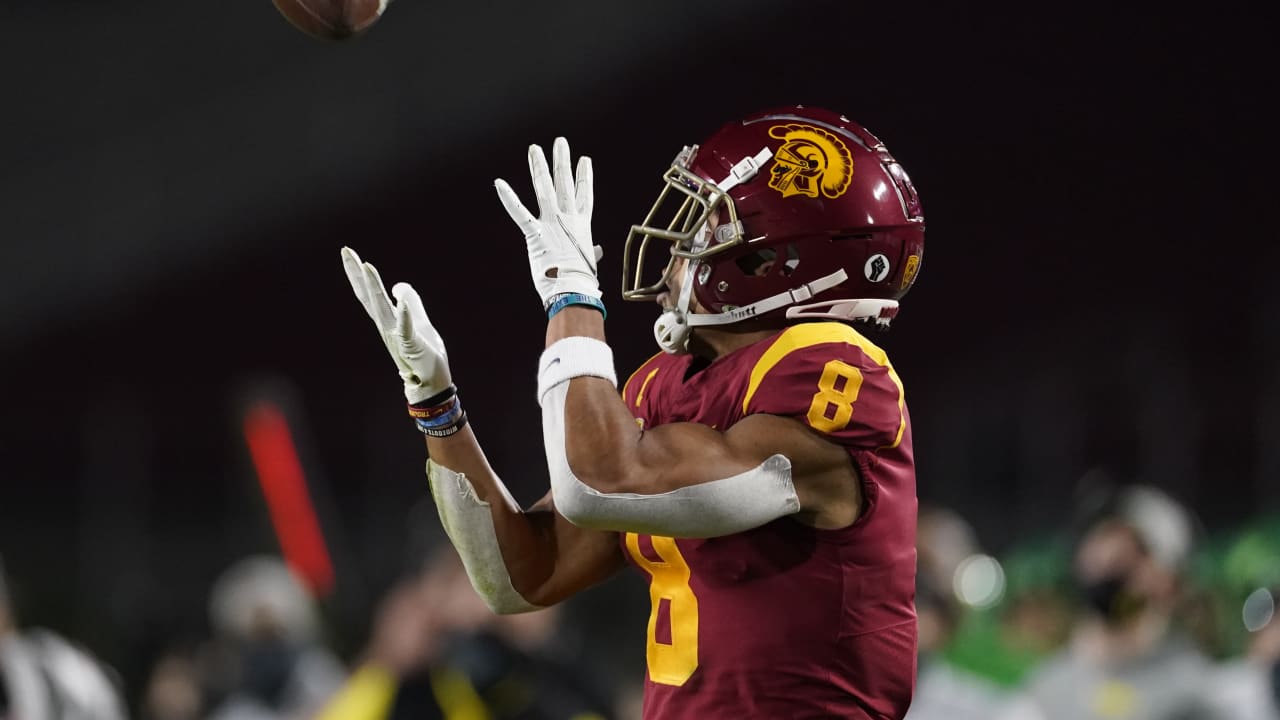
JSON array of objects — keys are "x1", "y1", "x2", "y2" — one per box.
[{"x1": 343, "y1": 105, "x2": 925, "y2": 718}]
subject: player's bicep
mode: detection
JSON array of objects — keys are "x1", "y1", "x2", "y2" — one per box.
[
  {"x1": 635, "y1": 415, "x2": 858, "y2": 523},
  {"x1": 555, "y1": 414, "x2": 851, "y2": 537}
]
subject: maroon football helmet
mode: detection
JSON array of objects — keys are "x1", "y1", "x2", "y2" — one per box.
[{"x1": 623, "y1": 105, "x2": 925, "y2": 353}]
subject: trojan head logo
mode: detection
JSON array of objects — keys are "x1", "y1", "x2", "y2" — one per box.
[{"x1": 767, "y1": 123, "x2": 854, "y2": 199}]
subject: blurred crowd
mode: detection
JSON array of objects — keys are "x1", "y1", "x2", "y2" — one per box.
[
  {"x1": 2, "y1": 478, "x2": 1278, "y2": 719},
  {"x1": 908, "y1": 481, "x2": 1280, "y2": 720}
]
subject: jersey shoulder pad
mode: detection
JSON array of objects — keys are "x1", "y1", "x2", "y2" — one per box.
[{"x1": 742, "y1": 322, "x2": 906, "y2": 447}]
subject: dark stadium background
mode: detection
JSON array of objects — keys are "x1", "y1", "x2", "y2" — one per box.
[{"x1": 0, "y1": 0, "x2": 1272, "y2": 709}]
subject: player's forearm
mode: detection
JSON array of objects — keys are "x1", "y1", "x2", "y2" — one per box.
[
  {"x1": 543, "y1": 307, "x2": 644, "y2": 490},
  {"x1": 546, "y1": 304, "x2": 605, "y2": 344},
  {"x1": 424, "y1": 425, "x2": 505, "y2": 506},
  {"x1": 422, "y1": 427, "x2": 554, "y2": 609}
]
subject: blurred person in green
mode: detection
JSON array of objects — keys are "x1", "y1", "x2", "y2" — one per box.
[
  {"x1": 924, "y1": 531, "x2": 1075, "y2": 694},
  {"x1": 317, "y1": 543, "x2": 613, "y2": 720},
  {"x1": 0, "y1": 554, "x2": 128, "y2": 720},
  {"x1": 906, "y1": 506, "x2": 1011, "y2": 719},
  {"x1": 1001, "y1": 484, "x2": 1228, "y2": 720},
  {"x1": 1206, "y1": 586, "x2": 1279, "y2": 719},
  {"x1": 1203, "y1": 516, "x2": 1280, "y2": 719}
]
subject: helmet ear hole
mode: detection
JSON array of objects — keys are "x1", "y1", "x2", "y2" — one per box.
[
  {"x1": 780, "y1": 243, "x2": 800, "y2": 277},
  {"x1": 732, "y1": 244, "x2": 801, "y2": 279},
  {"x1": 734, "y1": 248, "x2": 777, "y2": 277}
]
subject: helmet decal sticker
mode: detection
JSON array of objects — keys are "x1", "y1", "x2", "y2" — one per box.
[
  {"x1": 766, "y1": 123, "x2": 854, "y2": 199},
  {"x1": 864, "y1": 254, "x2": 890, "y2": 283},
  {"x1": 900, "y1": 254, "x2": 921, "y2": 289}
]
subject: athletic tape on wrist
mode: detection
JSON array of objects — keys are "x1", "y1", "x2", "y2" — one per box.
[
  {"x1": 546, "y1": 293, "x2": 606, "y2": 320},
  {"x1": 536, "y1": 336, "x2": 617, "y2": 405}
]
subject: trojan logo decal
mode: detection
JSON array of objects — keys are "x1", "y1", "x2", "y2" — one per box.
[
  {"x1": 900, "y1": 254, "x2": 921, "y2": 289},
  {"x1": 767, "y1": 123, "x2": 854, "y2": 199}
]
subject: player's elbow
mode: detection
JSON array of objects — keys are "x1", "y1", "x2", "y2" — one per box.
[
  {"x1": 549, "y1": 469, "x2": 635, "y2": 532},
  {"x1": 550, "y1": 479, "x2": 606, "y2": 530},
  {"x1": 554, "y1": 434, "x2": 648, "y2": 528}
]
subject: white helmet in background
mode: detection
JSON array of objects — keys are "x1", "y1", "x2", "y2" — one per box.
[{"x1": 208, "y1": 555, "x2": 319, "y2": 644}]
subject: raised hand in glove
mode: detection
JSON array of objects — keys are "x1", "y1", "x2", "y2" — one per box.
[
  {"x1": 341, "y1": 246, "x2": 451, "y2": 405},
  {"x1": 494, "y1": 137, "x2": 603, "y2": 313}
]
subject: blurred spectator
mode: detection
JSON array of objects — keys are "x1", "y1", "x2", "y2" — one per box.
[
  {"x1": 997, "y1": 540, "x2": 1075, "y2": 662},
  {"x1": 0, "y1": 554, "x2": 128, "y2": 720},
  {"x1": 143, "y1": 555, "x2": 345, "y2": 720},
  {"x1": 1002, "y1": 484, "x2": 1227, "y2": 719},
  {"x1": 318, "y1": 545, "x2": 612, "y2": 720},
  {"x1": 906, "y1": 506, "x2": 1011, "y2": 719},
  {"x1": 1206, "y1": 583, "x2": 1280, "y2": 719}
]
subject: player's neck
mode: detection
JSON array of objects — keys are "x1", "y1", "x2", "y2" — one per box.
[{"x1": 689, "y1": 323, "x2": 784, "y2": 360}]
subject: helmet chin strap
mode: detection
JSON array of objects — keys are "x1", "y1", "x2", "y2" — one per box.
[
  {"x1": 654, "y1": 268, "x2": 891, "y2": 354},
  {"x1": 653, "y1": 225, "x2": 708, "y2": 354}
]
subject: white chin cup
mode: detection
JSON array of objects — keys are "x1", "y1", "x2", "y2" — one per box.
[{"x1": 653, "y1": 309, "x2": 691, "y2": 354}]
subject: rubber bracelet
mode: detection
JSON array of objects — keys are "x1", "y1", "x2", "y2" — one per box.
[
  {"x1": 546, "y1": 293, "x2": 606, "y2": 320},
  {"x1": 417, "y1": 411, "x2": 468, "y2": 438},
  {"x1": 408, "y1": 396, "x2": 458, "y2": 420},
  {"x1": 416, "y1": 402, "x2": 463, "y2": 429},
  {"x1": 410, "y1": 384, "x2": 457, "y2": 410}
]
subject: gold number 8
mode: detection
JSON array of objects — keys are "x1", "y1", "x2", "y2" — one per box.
[
  {"x1": 625, "y1": 534, "x2": 699, "y2": 686},
  {"x1": 806, "y1": 359, "x2": 863, "y2": 433}
]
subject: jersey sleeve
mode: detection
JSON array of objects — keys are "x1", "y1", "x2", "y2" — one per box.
[{"x1": 742, "y1": 324, "x2": 906, "y2": 451}]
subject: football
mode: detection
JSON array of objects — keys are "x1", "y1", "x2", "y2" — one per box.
[{"x1": 272, "y1": 0, "x2": 388, "y2": 41}]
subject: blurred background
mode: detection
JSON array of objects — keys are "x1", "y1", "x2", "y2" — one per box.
[{"x1": 0, "y1": 1, "x2": 1275, "y2": 718}]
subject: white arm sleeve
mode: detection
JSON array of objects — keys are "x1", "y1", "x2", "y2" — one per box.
[
  {"x1": 425, "y1": 460, "x2": 541, "y2": 614},
  {"x1": 537, "y1": 337, "x2": 800, "y2": 539}
]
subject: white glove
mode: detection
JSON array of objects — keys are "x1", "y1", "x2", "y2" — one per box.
[
  {"x1": 341, "y1": 246, "x2": 451, "y2": 404},
  {"x1": 495, "y1": 137, "x2": 603, "y2": 309}
]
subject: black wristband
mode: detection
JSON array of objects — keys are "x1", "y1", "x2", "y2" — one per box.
[{"x1": 413, "y1": 384, "x2": 457, "y2": 409}]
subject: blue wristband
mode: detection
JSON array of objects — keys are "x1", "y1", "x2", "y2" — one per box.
[
  {"x1": 415, "y1": 402, "x2": 463, "y2": 430},
  {"x1": 546, "y1": 293, "x2": 606, "y2": 320}
]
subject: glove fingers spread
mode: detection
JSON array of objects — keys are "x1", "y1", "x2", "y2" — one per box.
[
  {"x1": 552, "y1": 137, "x2": 575, "y2": 214},
  {"x1": 502, "y1": 136, "x2": 602, "y2": 307},
  {"x1": 527, "y1": 144, "x2": 557, "y2": 216},
  {"x1": 494, "y1": 179, "x2": 538, "y2": 239},
  {"x1": 575, "y1": 155, "x2": 593, "y2": 218},
  {"x1": 341, "y1": 246, "x2": 375, "y2": 315},
  {"x1": 361, "y1": 262, "x2": 397, "y2": 332}
]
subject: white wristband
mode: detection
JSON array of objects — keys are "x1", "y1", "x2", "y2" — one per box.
[{"x1": 536, "y1": 336, "x2": 617, "y2": 405}]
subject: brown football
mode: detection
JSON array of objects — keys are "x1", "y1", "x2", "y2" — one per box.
[{"x1": 272, "y1": 0, "x2": 387, "y2": 41}]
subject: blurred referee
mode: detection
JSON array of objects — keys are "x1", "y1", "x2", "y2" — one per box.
[{"x1": 0, "y1": 554, "x2": 128, "y2": 720}]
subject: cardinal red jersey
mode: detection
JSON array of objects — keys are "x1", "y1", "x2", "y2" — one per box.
[{"x1": 619, "y1": 322, "x2": 917, "y2": 719}]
